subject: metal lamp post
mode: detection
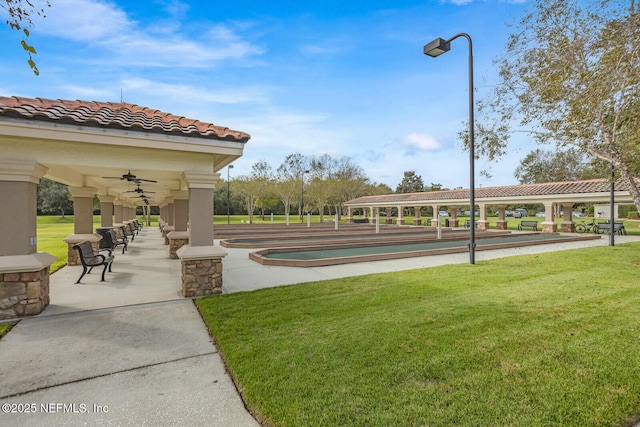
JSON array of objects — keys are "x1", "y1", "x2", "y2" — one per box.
[
  {"x1": 301, "y1": 169, "x2": 309, "y2": 223},
  {"x1": 227, "y1": 165, "x2": 234, "y2": 224},
  {"x1": 424, "y1": 33, "x2": 476, "y2": 265}
]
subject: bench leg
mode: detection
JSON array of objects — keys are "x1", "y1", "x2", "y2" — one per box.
[
  {"x1": 100, "y1": 263, "x2": 109, "y2": 282},
  {"x1": 75, "y1": 266, "x2": 89, "y2": 284}
]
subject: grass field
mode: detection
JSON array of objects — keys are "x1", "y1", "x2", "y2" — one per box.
[{"x1": 197, "y1": 244, "x2": 640, "y2": 426}]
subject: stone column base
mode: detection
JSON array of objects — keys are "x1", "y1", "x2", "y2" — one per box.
[
  {"x1": 0, "y1": 253, "x2": 56, "y2": 319},
  {"x1": 167, "y1": 231, "x2": 189, "y2": 259},
  {"x1": 414, "y1": 218, "x2": 422, "y2": 226},
  {"x1": 396, "y1": 218, "x2": 405, "y2": 226},
  {"x1": 560, "y1": 221, "x2": 575, "y2": 233},
  {"x1": 386, "y1": 218, "x2": 394, "y2": 224},
  {"x1": 495, "y1": 220, "x2": 508, "y2": 230},
  {"x1": 63, "y1": 234, "x2": 101, "y2": 266},
  {"x1": 477, "y1": 220, "x2": 490, "y2": 231},
  {"x1": 542, "y1": 222, "x2": 558, "y2": 233},
  {"x1": 449, "y1": 219, "x2": 459, "y2": 227},
  {"x1": 163, "y1": 226, "x2": 175, "y2": 245},
  {"x1": 177, "y1": 245, "x2": 227, "y2": 297}
]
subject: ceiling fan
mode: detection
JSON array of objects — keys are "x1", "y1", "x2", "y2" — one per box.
[
  {"x1": 124, "y1": 184, "x2": 155, "y2": 194},
  {"x1": 103, "y1": 170, "x2": 157, "y2": 184}
]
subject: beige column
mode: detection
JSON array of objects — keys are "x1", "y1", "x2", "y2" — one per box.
[
  {"x1": 396, "y1": 205, "x2": 405, "y2": 225},
  {"x1": 385, "y1": 207, "x2": 393, "y2": 224},
  {"x1": 368, "y1": 207, "x2": 376, "y2": 224},
  {"x1": 450, "y1": 207, "x2": 459, "y2": 227},
  {"x1": 431, "y1": 205, "x2": 440, "y2": 227},
  {"x1": 477, "y1": 203, "x2": 490, "y2": 230},
  {"x1": 70, "y1": 187, "x2": 96, "y2": 235},
  {"x1": 346, "y1": 207, "x2": 353, "y2": 223},
  {"x1": 98, "y1": 195, "x2": 115, "y2": 227},
  {"x1": 176, "y1": 172, "x2": 226, "y2": 297},
  {"x1": 114, "y1": 200, "x2": 124, "y2": 224},
  {"x1": 162, "y1": 198, "x2": 175, "y2": 244},
  {"x1": 541, "y1": 202, "x2": 557, "y2": 233},
  {"x1": 414, "y1": 206, "x2": 422, "y2": 226},
  {"x1": 495, "y1": 204, "x2": 508, "y2": 230},
  {"x1": 560, "y1": 202, "x2": 574, "y2": 232},
  {"x1": 64, "y1": 187, "x2": 100, "y2": 265},
  {"x1": 167, "y1": 191, "x2": 189, "y2": 258},
  {"x1": 0, "y1": 161, "x2": 56, "y2": 319},
  {"x1": 0, "y1": 161, "x2": 48, "y2": 256}
]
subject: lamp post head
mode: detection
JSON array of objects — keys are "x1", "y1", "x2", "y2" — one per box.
[
  {"x1": 424, "y1": 37, "x2": 450, "y2": 57},
  {"x1": 229, "y1": 165, "x2": 234, "y2": 169}
]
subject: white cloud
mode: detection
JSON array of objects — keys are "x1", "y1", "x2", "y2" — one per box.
[
  {"x1": 37, "y1": 0, "x2": 263, "y2": 67},
  {"x1": 401, "y1": 133, "x2": 442, "y2": 152}
]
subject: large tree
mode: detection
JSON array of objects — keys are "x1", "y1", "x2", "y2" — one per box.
[
  {"x1": 37, "y1": 177, "x2": 72, "y2": 216},
  {"x1": 514, "y1": 148, "x2": 607, "y2": 184},
  {"x1": 476, "y1": 1, "x2": 640, "y2": 211},
  {"x1": 395, "y1": 171, "x2": 424, "y2": 193},
  {"x1": 2, "y1": 0, "x2": 50, "y2": 75}
]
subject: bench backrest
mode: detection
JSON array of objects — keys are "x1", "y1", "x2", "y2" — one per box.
[
  {"x1": 73, "y1": 241, "x2": 97, "y2": 262},
  {"x1": 521, "y1": 221, "x2": 537, "y2": 226}
]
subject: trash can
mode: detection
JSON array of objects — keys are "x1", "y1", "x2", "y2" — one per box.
[{"x1": 444, "y1": 219, "x2": 450, "y2": 227}]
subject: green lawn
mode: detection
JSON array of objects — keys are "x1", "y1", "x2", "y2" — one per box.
[{"x1": 197, "y1": 244, "x2": 640, "y2": 426}]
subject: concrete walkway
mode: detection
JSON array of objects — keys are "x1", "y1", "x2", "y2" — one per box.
[{"x1": 1, "y1": 225, "x2": 639, "y2": 425}]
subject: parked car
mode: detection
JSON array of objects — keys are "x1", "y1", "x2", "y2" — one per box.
[
  {"x1": 439, "y1": 211, "x2": 449, "y2": 217},
  {"x1": 572, "y1": 211, "x2": 584, "y2": 217},
  {"x1": 513, "y1": 208, "x2": 527, "y2": 218},
  {"x1": 535, "y1": 212, "x2": 545, "y2": 217}
]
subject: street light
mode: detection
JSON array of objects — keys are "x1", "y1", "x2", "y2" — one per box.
[
  {"x1": 424, "y1": 33, "x2": 476, "y2": 264},
  {"x1": 300, "y1": 169, "x2": 310, "y2": 222},
  {"x1": 227, "y1": 165, "x2": 234, "y2": 224}
]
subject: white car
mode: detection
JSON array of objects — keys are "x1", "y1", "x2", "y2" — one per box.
[
  {"x1": 535, "y1": 212, "x2": 545, "y2": 218},
  {"x1": 439, "y1": 211, "x2": 449, "y2": 217}
]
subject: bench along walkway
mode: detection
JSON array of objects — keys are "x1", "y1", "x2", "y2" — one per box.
[
  {"x1": 73, "y1": 241, "x2": 115, "y2": 284},
  {"x1": 594, "y1": 222, "x2": 627, "y2": 235},
  {"x1": 518, "y1": 221, "x2": 539, "y2": 231}
]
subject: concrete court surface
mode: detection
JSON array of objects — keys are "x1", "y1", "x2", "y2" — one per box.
[{"x1": 1, "y1": 225, "x2": 639, "y2": 426}]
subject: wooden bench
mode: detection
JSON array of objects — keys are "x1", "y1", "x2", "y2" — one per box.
[
  {"x1": 595, "y1": 223, "x2": 626, "y2": 235},
  {"x1": 518, "y1": 220, "x2": 538, "y2": 231},
  {"x1": 72, "y1": 241, "x2": 114, "y2": 284}
]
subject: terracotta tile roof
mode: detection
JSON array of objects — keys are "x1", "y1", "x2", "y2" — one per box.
[
  {"x1": 0, "y1": 96, "x2": 250, "y2": 143},
  {"x1": 346, "y1": 179, "x2": 637, "y2": 205}
]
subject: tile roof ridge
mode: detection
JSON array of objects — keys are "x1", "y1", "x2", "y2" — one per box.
[{"x1": 0, "y1": 95, "x2": 251, "y2": 142}]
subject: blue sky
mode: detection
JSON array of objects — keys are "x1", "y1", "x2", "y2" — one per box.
[{"x1": 1, "y1": 0, "x2": 531, "y2": 189}]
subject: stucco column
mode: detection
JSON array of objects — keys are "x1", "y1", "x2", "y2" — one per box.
[
  {"x1": 167, "y1": 191, "x2": 189, "y2": 258},
  {"x1": 368, "y1": 207, "x2": 377, "y2": 224},
  {"x1": 396, "y1": 205, "x2": 405, "y2": 225},
  {"x1": 560, "y1": 202, "x2": 575, "y2": 232},
  {"x1": 0, "y1": 161, "x2": 47, "y2": 256},
  {"x1": 114, "y1": 200, "x2": 124, "y2": 224},
  {"x1": 477, "y1": 203, "x2": 490, "y2": 231},
  {"x1": 0, "y1": 161, "x2": 56, "y2": 319},
  {"x1": 414, "y1": 206, "x2": 422, "y2": 226},
  {"x1": 70, "y1": 187, "x2": 96, "y2": 235},
  {"x1": 450, "y1": 207, "x2": 459, "y2": 227},
  {"x1": 98, "y1": 195, "x2": 114, "y2": 227},
  {"x1": 176, "y1": 172, "x2": 226, "y2": 297},
  {"x1": 541, "y1": 202, "x2": 557, "y2": 233},
  {"x1": 495, "y1": 204, "x2": 508, "y2": 230},
  {"x1": 385, "y1": 207, "x2": 393, "y2": 224},
  {"x1": 431, "y1": 205, "x2": 440, "y2": 227},
  {"x1": 162, "y1": 198, "x2": 175, "y2": 244},
  {"x1": 346, "y1": 207, "x2": 353, "y2": 223},
  {"x1": 64, "y1": 187, "x2": 100, "y2": 266}
]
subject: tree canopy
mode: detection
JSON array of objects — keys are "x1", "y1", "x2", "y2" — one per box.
[
  {"x1": 395, "y1": 171, "x2": 425, "y2": 193},
  {"x1": 476, "y1": 0, "x2": 640, "y2": 210}
]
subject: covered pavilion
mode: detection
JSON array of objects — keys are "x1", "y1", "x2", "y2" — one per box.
[
  {"x1": 0, "y1": 96, "x2": 250, "y2": 318},
  {"x1": 344, "y1": 179, "x2": 638, "y2": 232}
]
